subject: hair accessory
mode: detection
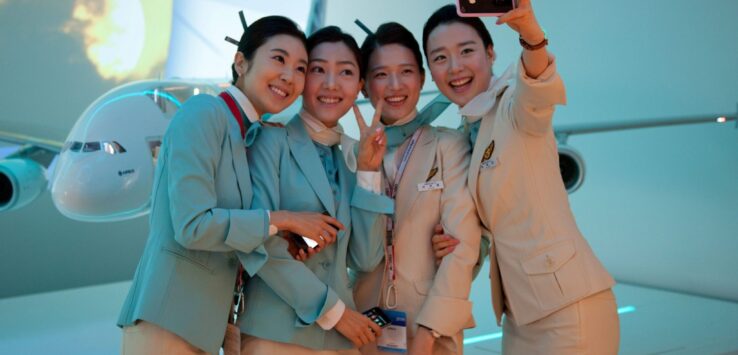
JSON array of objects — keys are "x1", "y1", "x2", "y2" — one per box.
[
  {"x1": 224, "y1": 36, "x2": 239, "y2": 46},
  {"x1": 239, "y1": 10, "x2": 248, "y2": 31},
  {"x1": 354, "y1": 19, "x2": 373, "y2": 36}
]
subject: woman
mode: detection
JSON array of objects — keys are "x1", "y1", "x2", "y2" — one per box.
[
  {"x1": 239, "y1": 26, "x2": 393, "y2": 354},
  {"x1": 117, "y1": 16, "x2": 343, "y2": 354},
  {"x1": 351, "y1": 22, "x2": 482, "y2": 355},
  {"x1": 424, "y1": 3, "x2": 619, "y2": 354}
]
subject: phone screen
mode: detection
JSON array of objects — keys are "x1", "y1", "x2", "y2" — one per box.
[
  {"x1": 363, "y1": 307, "x2": 391, "y2": 328},
  {"x1": 456, "y1": 0, "x2": 515, "y2": 17}
]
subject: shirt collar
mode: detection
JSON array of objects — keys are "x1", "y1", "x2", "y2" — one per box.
[
  {"x1": 457, "y1": 64, "x2": 515, "y2": 122},
  {"x1": 226, "y1": 85, "x2": 260, "y2": 123}
]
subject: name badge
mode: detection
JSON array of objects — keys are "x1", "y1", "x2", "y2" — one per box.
[
  {"x1": 377, "y1": 310, "x2": 408, "y2": 353},
  {"x1": 481, "y1": 157, "x2": 499, "y2": 169},
  {"x1": 417, "y1": 181, "x2": 444, "y2": 192}
]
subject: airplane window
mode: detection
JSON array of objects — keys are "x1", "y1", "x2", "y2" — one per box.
[
  {"x1": 69, "y1": 142, "x2": 83, "y2": 152},
  {"x1": 82, "y1": 142, "x2": 101, "y2": 152},
  {"x1": 102, "y1": 141, "x2": 127, "y2": 155}
]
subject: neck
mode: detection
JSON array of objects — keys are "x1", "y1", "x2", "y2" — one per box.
[{"x1": 235, "y1": 81, "x2": 263, "y2": 118}]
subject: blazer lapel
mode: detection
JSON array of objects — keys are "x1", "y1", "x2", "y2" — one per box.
[
  {"x1": 468, "y1": 100, "x2": 498, "y2": 210},
  {"x1": 334, "y1": 146, "x2": 353, "y2": 240},
  {"x1": 223, "y1": 101, "x2": 253, "y2": 209},
  {"x1": 394, "y1": 126, "x2": 437, "y2": 226},
  {"x1": 286, "y1": 118, "x2": 337, "y2": 216}
]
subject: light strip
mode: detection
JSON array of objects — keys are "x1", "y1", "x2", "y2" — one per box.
[{"x1": 463, "y1": 305, "x2": 636, "y2": 345}]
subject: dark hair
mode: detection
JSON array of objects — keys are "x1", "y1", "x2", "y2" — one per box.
[
  {"x1": 360, "y1": 22, "x2": 425, "y2": 79},
  {"x1": 307, "y1": 26, "x2": 363, "y2": 78},
  {"x1": 231, "y1": 15, "x2": 307, "y2": 84},
  {"x1": 422, "y1": 5, "x2": 494, "y2": 61}
]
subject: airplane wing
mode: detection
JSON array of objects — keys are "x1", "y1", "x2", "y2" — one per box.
[{"x1": 0, "y1": 130, "x2": 61, "y2": 167}]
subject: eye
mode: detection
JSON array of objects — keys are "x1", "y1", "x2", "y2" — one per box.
[
  {"x1": 297, "y1": 66, "x2": 306, "y2": 74},
  {"x1": 461, "y1": 47, "x2": 475, "y2": 55},
  {"x1": 402, "y1": 68, "x2": 415, "y2": 75},
  {"x1": 432, "y1": 55, "x2": 446, "y2": 63},
  {"x1": 340, "y1": 69, "x2": 355, "y2": 76},
  {"x1": 272, "y1": 55, "x2": 286, "y2": 64},
  {"x1": 374, "y1": 72, "x2": 387, "y2": 79},
  {"x1": 310, "y1": 66, "x2": 324, "y2": 74}
]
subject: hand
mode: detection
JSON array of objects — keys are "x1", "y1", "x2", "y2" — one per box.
[
  {"x1": 353, "y1": 100, "x2": 386, "y2": 171},
  {"x1": 431, "y1": 224, "x2": 460, "y2": 266},
  {"x1": 283, "y1": 233, "x2": 319, "y2": 261},
  {"x1": 409, "y1": 326, "x2": 435, "y2": 355},
  {"x1": 496, "y1": 0, "x2": 544, "y2": 43},
  {"x1": 335, "y1": 308, "x2": 383, "y2": 348},
  {"x1": 270, "y1": 211, "x2": 345, "y2": 250}
]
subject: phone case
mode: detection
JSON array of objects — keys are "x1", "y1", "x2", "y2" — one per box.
[{"x1": 455, "y1": 0, "x2": 517, "y2": 17}]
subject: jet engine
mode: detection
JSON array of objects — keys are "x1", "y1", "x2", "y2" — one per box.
[
  {"x1": 0, "y1": 158, "x2": 47, "y2": 212},
  {"x1": 557, "y1": 145, "x2": 585, "y2": 194}
]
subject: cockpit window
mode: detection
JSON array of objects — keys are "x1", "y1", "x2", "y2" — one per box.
[{"x1": 63, "y1": 141, "x2": 126, "y2": 154}]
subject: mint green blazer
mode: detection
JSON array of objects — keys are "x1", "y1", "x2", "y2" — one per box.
[
  {"x1": 240, "y1": 117, "x2": 393, "y2": 350},
  {"x1": 117, "y1": 94, "x2": 271, "y2": 354}
]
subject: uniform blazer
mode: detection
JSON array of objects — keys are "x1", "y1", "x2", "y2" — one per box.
[
  {"x1": 465, "y1": 59, "x2": 615, "y2": 326},
  {"x1": 240, "y1": 117, "x2": 393, "y2": 350},
  {"x1": 118, "y1": 94, "x2": 272, "y2": 354},
  {"x1": 353, "y1": 125, "x2": 482, "y2": 353}
]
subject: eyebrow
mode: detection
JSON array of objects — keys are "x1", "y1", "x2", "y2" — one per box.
[
  {"x1": 428, "y1": 40, "x2": 478, "y2": 56},
  {"x1": 309, "y1": 58, "x2": 358, "y2": 67},
  {"x1": 271, "y1": 48, "x2": 308, "y2": 65},
  {"x1": 369, "y1": 63, "x2": 417, "y2": 72}
]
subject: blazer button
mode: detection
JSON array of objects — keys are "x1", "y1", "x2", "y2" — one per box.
[{"x1": 545, "y1": 255, "x2": 554, "y2": 268}]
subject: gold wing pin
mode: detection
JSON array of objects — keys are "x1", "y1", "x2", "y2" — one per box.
[
  {"x1": 426, "y1": 166, "x2": 438, "y2": 181},
  {"x1": 482, "y1": 140, "x2": 495, "y2": 162}
]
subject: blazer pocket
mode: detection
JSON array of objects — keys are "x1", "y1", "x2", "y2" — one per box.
[
  {"x1": 521, "y1": 240, "x2": 590, "y2": 311},
  {"x1": 161, "y1": 247, "x2": 212, "y2": 272}
]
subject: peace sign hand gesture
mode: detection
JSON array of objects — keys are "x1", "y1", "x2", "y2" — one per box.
[{"x1": 352, "y1": 100, "x2": 386, "y2": 171}]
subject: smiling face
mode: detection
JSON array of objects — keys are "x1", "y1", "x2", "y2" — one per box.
[
  {"x1": 425, "y1": 22, "x2": 495, "y2": 107},
  {"x1": 365, "y1": 44, "x2": 425, "y2": 125},
  {"x1": 236, "y1": 34, "x2": 308, "y2": 117},
  {"x1": 302, "y1": 41, "x2": 363, "y2": 127}
]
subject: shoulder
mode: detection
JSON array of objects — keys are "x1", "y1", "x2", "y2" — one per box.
[
  {"x1": 169, "y1": 94, "x2": 228, "y2": 132},
  {"x1": 429, "y1": 126, "x2": 469, "y2": 150},
  {"x1": 250, "y1": 122, "x2": 288, "y2": 152}
]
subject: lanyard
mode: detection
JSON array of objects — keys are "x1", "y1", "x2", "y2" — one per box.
[
  {"x1": 219, "y1": 91, "x2": 247, "y2": 323},
  {"x1": 382, "y1": 128, "x2": 423, "y2": 309}
]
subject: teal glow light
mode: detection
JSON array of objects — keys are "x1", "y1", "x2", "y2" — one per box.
[
  {"x1": 463, "y1": 305, "x2": 636, "y2": 345},
  {"x1": 81, "y1": 90, "x2": 183, "y2": 139}
]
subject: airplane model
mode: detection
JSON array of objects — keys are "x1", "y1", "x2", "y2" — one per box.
[{"x1": 0, "y1": 79, "x2": 735, "y2": 222}]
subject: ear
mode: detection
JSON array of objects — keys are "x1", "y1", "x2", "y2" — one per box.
[
  {"x1": 486, "y1": 45, "x2": 496, "y2": 63},
  {"x1": 420, "y1": 71, "x2": 426, "y2": 88},
  {"x1": 234, "y1": 51, "x2": 249, "y2": 76}
]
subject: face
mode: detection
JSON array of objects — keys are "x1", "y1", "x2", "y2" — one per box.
[
  {"x1": 302, "y1": 41, "x2": 363, "y2": 127},
  {"x1": 364, "y1": 44, "x2": 424, "y2": 125},
  {"x1": 426, "y1": 22, "x2": 495, "y2": 107},
  {"x1": 235, "y1": 34, "x2": 308, "y2": 117}
]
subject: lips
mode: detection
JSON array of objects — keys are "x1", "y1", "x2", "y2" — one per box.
[
  {"x1": 384, "y1": 95, "x2": 407, "y2": 106},
  {"x1": 269, "y1": 85, "x2": 288, "y2": 98},
  {"x1": 317, "y1": 96, "x2": 342, "y2": 104},
  {"x1": 448, "y1": 77, "x2": 473, "y2": 93}
]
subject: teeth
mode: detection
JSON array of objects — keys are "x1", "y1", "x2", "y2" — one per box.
[
  {"x1": 450, "y1": 78, "x2": 472, "y2": 87},
  {"x1": 385, "y1": 96, "x2": 406, "y2": 103},
  {"x1": 318, "y1": 96, "x2": 341, "y2": 104},
  {"x1": 270, "y1": 86, "x2": 287, "y2": 97}
]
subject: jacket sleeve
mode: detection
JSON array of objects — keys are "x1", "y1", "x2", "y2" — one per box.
[
  {"x1": 166, "y1": 96, "x2": 270, "y2": 253},
  {"x1": 242, "y1": 126, "x2": 340, "y2": 326},
  {"x1": 415, "y1": 131, "x2": 482, "y2": 336},
  {"x1": 346, "y1": 183, "x2": 393, "y2": 272},
  {"x1": 508, "y1": 55, "x2": 567, "y2": 136}
]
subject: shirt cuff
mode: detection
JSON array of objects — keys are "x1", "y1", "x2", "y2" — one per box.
[
  {"x1": 316, "y1": 299, "x2": 346, "y2": 330},
  {"x1": 266, "y1": 210, "x2": 278, "y2": 236},
  {"x1": 356, "y1": 171, "x2": 382, "y2": 194}
]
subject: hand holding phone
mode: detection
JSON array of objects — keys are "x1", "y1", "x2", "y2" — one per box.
[
  {"x1": 456, "y1": 0, "x2": 516, "y2": 17},
  {"x1": 362, "y1": 307, "x2": 391, "y2": 328}
]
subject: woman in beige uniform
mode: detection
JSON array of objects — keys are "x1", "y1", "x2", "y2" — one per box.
[
  {"x1": 351, "y1": 22, "x2": 482, "y2": 355},
  {"x1": 424, "y1": 2, "x2": 619, "y2": 354}
]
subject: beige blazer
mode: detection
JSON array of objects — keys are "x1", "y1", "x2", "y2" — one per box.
[
  {"x1": 353, "y1": 125, "x2": 482, "y2": 353},
  {"x1": 465, "y1": 59, "x2": 615, "y2": 326}
]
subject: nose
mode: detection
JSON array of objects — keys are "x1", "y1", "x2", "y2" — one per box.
[
  {"x1": 449, "y1": 55, "x2": 463, "y2": 74},
  {"x1": 324, "y1": 72, "x2": 337, "y2": 90},
  {"x1": 388, "y1": 73, "x2": 401, "y2": 90},
  {"x1": 280, "y1": 68, "x2": 294, "y2": 84}
]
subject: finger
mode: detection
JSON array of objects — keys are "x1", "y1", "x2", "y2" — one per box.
[
  {"x1": 322, "y1": 215, "x2": 346, "y2": 230},
  {"x1": 307, "y1": 247, "x2": 318, "y2": 257},
  {"x1": 371, "y1": 99, "x2": 384, "y2": 127},
  {"x1": 368, "y1": 319, "x2": 382, "y2": 337},
  {"x1": 434, "y1": 223, "x2": 445, "y2": 234},
  {"x1": 496, "y1": 8, "x2": 526, "y2": 25},
  {"x1": 307, "y1": 231, "x2": 326, "y2": 248},
  {"x1": 353, "y1": 104, "x2": 368, "y2": 132},
  {"x1": 434, "y1": 240, "x2": 459, "y2": 250},
  {"x1": 357, "y1": 331, "x2": 370, "y2": 347},
  {"x1": 435, "y1": 246, "x2": 456, "y2": 258}
]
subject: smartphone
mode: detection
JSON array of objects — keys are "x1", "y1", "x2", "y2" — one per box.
[
  {"x1": 363, "y1": 307, "x2": 392, "y2": 328},
  {"x1": 456, "y1": 0, "x2": 516, "y2": 17}
]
